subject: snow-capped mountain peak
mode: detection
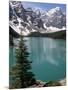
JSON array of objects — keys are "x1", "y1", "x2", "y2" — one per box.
[
  {"x1": 9, "y1": 1, "x2": 66, "y2": 35},
  {"x1": 47, "y1": 7, "x2": 62, "y2": 16}
]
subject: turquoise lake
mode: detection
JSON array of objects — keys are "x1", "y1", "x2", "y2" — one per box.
[{"x1": 9, "y1": 37, "x2": 66, "y2": 82}]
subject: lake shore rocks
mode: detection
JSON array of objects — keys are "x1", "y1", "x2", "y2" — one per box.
[
  {"x1": 59, "y1": 78, "x2": 66, "y2": 86},
  {"x1": 29, "y1": 78, "x2": 66, "y2": 88}
]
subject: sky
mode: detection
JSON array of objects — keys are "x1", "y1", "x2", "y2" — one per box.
[{"x1": 22, "y1": 1, "x2": 66, "y2": 13}]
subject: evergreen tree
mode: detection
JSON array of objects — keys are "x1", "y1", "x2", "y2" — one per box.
[{"x1": 10, "y1": 30, "x2": 36, "y2": 89}]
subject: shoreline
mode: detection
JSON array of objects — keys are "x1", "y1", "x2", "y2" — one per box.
[{"x1": 29, "y1": 78, "x2": 66, "y2": 88}]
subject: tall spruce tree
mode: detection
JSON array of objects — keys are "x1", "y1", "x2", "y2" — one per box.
[{"x1": 10, "y1": 30, "x2": 36, "y2": 89}]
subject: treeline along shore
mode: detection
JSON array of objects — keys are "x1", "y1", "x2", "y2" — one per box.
[{"x1": 9, "y1": 26, "x2": 66, "y2": 46}]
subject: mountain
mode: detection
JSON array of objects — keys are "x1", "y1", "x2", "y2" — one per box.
[
  {"x1": 44, "y1": 7, "x2": 66, "y2": 28},
  {"x1": 9, "y1": 1, "x2": 66, "y2": 36}
]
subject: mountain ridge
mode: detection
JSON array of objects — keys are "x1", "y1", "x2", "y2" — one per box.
[{"x1": 9, "y1": 1, "x2": 66, "y2": 36}]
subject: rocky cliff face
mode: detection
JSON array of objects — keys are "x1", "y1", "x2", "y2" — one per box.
[{"x1": 9, "y1": 1, "x2": 66, "y2": 35}]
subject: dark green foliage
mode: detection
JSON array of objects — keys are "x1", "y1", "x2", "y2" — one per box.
[{"x1": 10, "y1": 30, "x2": 36, "y2": 89}]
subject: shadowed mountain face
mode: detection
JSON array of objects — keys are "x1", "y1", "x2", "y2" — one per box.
[
  {"x1": 9, "y1": 26, "x2": 20, "y2": 46},
  {"x1": 9, "y1": 1, "x2": 66, "y2": 34}
]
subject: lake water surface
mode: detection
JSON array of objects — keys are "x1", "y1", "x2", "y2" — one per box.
[{"x1": 9, "y1": 37, "x2": 66, "y2": 82}]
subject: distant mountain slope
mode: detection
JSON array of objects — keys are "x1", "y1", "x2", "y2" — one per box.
[{"x1": 28, "y1": 30, "x2": 66, "y2": 39}]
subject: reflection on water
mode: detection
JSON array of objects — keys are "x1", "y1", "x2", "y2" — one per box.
[
  {"x1": 10, "y1": 37, "x2": 66, "y2": 81},
  {"x1": 25, "y1": 37, "x2": 66, "y2": 81}
]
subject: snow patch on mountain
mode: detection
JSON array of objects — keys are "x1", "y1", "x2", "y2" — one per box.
[{"x1": 47, "y1": 7, "x2": 61, "y2": 16}]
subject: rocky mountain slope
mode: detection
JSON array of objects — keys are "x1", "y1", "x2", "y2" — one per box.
[{"x1": 9, "y1": 1, "x2": 66, "y2": 37}]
